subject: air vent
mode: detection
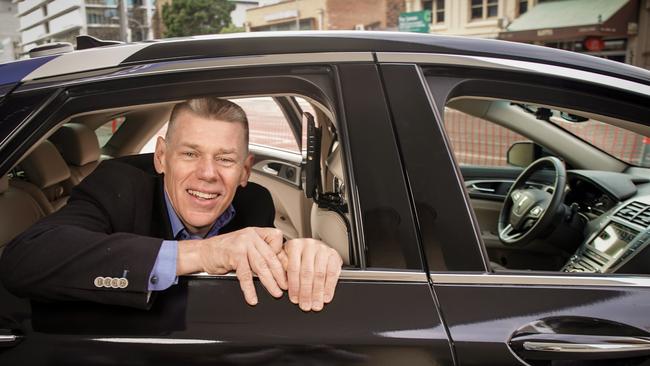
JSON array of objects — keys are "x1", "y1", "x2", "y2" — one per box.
[{"x1": 615, "y1": 201, "x2": 650, "y2": 227}]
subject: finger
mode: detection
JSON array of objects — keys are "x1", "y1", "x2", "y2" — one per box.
[
  {"x1": 253, "y1": 235, "x2": 288, "y2": 291},
  {"x1": 255, "y1": 227, "x2": 284, "y2": 254},
  {"x1": 235, "y1": 259, "x2": 258, "y2": 306},
  {"x1": 278, "y1": 250, "x2": 289, "y2": 271},
  {"x1": 311, "y1": 247, "x2": 329, "y2": 312},
  {"x1": 248, "y1": 243, "x2": 283, "y2": 298},
  {"x1": 299, "y1": 242, "x2": 316, "y2": 311},
  {"x1": 286, "y1": 241, "x2": 302, "y2": 304},
  {"x1": 324, "y1": 252, "x2": 342, "y2": 304}
]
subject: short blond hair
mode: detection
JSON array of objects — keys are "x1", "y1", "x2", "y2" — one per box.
[{"x1": 167, "y1": 97, "x2": 249, "y2": 147}]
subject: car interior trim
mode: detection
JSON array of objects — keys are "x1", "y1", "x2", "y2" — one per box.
[
  {"x1": 430, "y1": 273, "x2": 650, "y2": 287},
  {"x1": 18, "y1": 52, "x2": 374, "y2": 92},
  {"x1": 185, "y1": 270, "x2": 429, "y2": 283},
  {"x1": 377, "y1": 53, "x2": 650, "y2": 98}
]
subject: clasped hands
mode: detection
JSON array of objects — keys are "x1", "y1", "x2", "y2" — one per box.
[{"x1": 178, "y1": 227, "x2": 343, "y2": 312}]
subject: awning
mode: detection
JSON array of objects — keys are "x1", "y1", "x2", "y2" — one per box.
[{"x1": 498, "y1": 0, "x2": 637, "y2": 43}]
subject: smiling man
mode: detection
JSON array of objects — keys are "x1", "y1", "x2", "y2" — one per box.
[{"x1": 0, "y1": 97, "x2": 342, "y2": 311}]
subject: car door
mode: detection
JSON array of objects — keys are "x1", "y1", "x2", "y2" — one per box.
[
  {"x1": 379, "y1": 54, "x2": 650, "y2": 365},
  {"x1": 0, "y1": 55, "x2": 454, "y2": 365}
]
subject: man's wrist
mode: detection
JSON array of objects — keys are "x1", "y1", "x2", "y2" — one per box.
[{"x1": 176, "y1": 239, "x2": 205, "y2": 275}]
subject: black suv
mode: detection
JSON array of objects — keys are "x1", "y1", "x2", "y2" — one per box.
[{"x1": 1, "y1": 31, "x2": 650, "y2": 365}]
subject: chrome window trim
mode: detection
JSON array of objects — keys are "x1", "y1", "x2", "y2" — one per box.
[
  {"x1": 184, "y1": 269, "x2": 428, "y2": 283},
  {"x1": 430, "y1": 273, "x2": 650, "y2": 287},
  {"x1": 377, "y1": 52, "x2": 650, "y2": 98},
  {"x1": 19, "y1": 52, "x2": 374, "y2": 91}
]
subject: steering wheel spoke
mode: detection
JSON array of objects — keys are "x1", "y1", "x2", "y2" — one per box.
[{"x1": 499, "y1": 224, "x2": 523, "y2": 241}]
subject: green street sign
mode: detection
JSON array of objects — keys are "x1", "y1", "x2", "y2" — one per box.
[{"x1": 398, "y1": 10, "x2": 432, "y2": 33}]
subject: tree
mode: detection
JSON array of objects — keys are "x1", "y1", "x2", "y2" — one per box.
[
  {"x1": 220, "y1": 24, "x2": 245, "y2": 34},
  {"x1": 162, "y1": 0, "x2": 235, "y2": 37}
]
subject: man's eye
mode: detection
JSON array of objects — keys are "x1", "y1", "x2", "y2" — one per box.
[
  {"x1": 183, "y1": 152, "x2": 197, "y2": 158},
  {"x1": 217, "y1": 157, "x2": 235, "y2": 165}
]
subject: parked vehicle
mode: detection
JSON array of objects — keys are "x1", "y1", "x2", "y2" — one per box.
[{"x1": 1, "y1": 31, "x2": 650, "y2": 365}]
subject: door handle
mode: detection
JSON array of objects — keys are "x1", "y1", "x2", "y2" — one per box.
[
  {"x1": 523, "y1": 335, "x2": 650, "y2": 353},
  {"x1": 0, "y1": 331, "x2": 22, "y2": 348},
  {"x1": 469, "y1": 183, "x2": 496, "y2": 193},
  {"x1": 511, "y1": 333, "x2": 650, "y2": 361}
]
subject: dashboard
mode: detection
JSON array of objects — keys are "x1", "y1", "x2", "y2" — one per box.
[{"x1": 562, "y1": 170, "x2": 650, "y2": 274}]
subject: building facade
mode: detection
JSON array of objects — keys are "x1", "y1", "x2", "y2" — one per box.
[
  {"x1": 0, "y1": 0, "x2": 20, "y2": 61},
  {"x1": 403, "y1": 0, "x2": 649, "y2": 69},
  {"x1": 245, "y1": 0, "x2": 403, "y2": 32},
  {"x1": 15, "y1": 0, "x2": 154, "y2": 54}
]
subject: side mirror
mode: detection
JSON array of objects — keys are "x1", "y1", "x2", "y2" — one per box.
[{"x1": 507, "y1": 141, "x2": 538, "y2": 167}]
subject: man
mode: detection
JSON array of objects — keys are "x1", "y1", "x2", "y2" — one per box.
[{"x1": 0, "y1": 97, "x2": 343, "y2": 312}]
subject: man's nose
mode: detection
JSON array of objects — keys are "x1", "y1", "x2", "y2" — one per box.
[{"x1": 196, "y1": 157, "x2": 219, "y2": 181}]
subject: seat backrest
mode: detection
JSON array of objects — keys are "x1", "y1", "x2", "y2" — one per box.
[
  {"x1": 0, "y1": 175, "x2": 46, "y2": 254},
  {"x1": 14, "y1": 140, "x2": 72, "y2": 214},
  {"x1": 310, "y1": 144, "x2": 350, "y2": 264},
  {"x1": 49, "y1": 123, "x2": 101, "y2": 185}
]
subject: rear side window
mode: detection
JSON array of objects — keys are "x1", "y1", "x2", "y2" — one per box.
[{"x1": 95, "y1": 116, "x2": 126, "y2": 147}]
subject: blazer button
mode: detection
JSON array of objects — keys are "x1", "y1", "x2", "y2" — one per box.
[
  {"x1": 110, "y1": 278, "x2": 120, "y2": 288},
  {"x1": 150, "y1": 276, "x2": 158, "y2": 285},
  {"x1": 119, "y1": 278, "x2": 128, "y2": 288},
  {"x1": 94, "y1": 277, "x2": 104, "y2": 288},
  {"x1": 102, "y1": 277, "x2": 112, "y2": 288}
]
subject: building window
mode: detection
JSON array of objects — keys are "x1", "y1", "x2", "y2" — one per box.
[
  {"x1": 435, "y1": 0, "x2": 445, "y2": 23},
  {"x1": 87, "y1": 8, "x2": 118, "y2": 25},
  {"x1": 423, "y1": 0, "x2": 445, "y2": 24},
  {"x1": 470, "y1": 0, "x2": 498, "y2": 20},
  {"x1": 518, "y1": 0, "x2": 528, "y2": 15}
]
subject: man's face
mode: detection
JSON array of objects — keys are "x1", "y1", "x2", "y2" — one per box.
[{"x1": 154, "y1": 110, "x2": 253, "y2": 235}]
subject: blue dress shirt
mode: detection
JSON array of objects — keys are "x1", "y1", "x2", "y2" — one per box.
[{"x1": 147, "y1": 190, "x2": 236, "y2": 291}]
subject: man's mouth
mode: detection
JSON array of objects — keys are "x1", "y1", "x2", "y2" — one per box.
[{"x1": 187, "y1": 189, "x2": 220, "y2": 200}]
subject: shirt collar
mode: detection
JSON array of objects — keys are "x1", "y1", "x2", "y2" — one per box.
[{"x1": 163, "y1": 188, "x2": 235, "y2": 240}]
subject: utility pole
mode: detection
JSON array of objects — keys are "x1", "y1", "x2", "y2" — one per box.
[
  {"x1": 119, "y1": 0, "x2": 129, "y2": 42},
  {"x1": 295, "y1": 0, "x2": 300, "y2": 30}
]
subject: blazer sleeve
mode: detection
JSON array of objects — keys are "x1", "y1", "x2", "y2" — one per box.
[{"x1": 0, "y1": 161, "x2": 163, "y2": 309}]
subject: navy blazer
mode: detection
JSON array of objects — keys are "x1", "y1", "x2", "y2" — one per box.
[{"x1": 0, "y1": 154, "x2": 275, "y2": 309}]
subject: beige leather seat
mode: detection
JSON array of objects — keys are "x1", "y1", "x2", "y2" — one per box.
[
  {"x1": 311, "y1": 144, "x2": 351, "y2": 264},
  {"x1": 0, "y1": 175, "x2": 46, "y2": 254},
  {"x1": 11, "y1": 141, "x2": 72, "y2": 214},
  {"x1": 49, "y1": 123, "x2": 101, "y2": 185}
]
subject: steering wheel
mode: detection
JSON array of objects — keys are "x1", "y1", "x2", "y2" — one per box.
[{"x1": 498, "y1": 156, "x2": 567, "y2": 247}]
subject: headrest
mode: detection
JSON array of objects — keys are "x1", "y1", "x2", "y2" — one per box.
[
  {"x1": 21, "y1": 141, "x2": 71, "y2": 189},
  {"x1": 326, "y1": 143, "x2": 344, "y2": 181},
  {"x1": 0, "y1": 175, "x2": 8, "y2": 194},
  {"x1": 50, "y1": 123, "x2": 101, "y2": 166}
]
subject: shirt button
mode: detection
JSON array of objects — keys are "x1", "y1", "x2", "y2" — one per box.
[{"x1": 150, "y1": 276, "x2": 158, "y2": 285}]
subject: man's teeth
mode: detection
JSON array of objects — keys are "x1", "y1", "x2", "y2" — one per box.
[{"x1": 187, "y1": 189, "x2": 218, "y2": 199}]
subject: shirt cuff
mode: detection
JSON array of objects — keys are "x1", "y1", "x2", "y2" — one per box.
[{"x1": 148, "y1": 240, "x2": 179, "y2": 291}]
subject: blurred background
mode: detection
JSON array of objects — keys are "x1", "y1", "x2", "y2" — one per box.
[{"x1": 0, "y1": 0, "x2": 648, "y2": 69}]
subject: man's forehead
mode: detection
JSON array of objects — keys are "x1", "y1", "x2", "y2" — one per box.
[{"x1": 169, "y1": 113, "x2": 248, "y2": 152}]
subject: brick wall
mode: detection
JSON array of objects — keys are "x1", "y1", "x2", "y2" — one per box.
[{"x1": 326, "y1": 0, "x2": 402, "y2": 30}]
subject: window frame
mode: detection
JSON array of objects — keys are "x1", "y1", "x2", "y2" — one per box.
[{"x1": 469, "y1": 0, "x2": 498, "y2": 21}]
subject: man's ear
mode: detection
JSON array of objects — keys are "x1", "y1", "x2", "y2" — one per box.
[
  {"x1": 239, "y1": 153, "x2": 254, "y2": 187},
  {"x1": 153, "y1": 136, "x2": 167, "y2": 174}
]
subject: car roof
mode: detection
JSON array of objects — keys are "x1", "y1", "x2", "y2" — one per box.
[{"x1": 2, "y1": 31, "x2": 650, "y2": 88}]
